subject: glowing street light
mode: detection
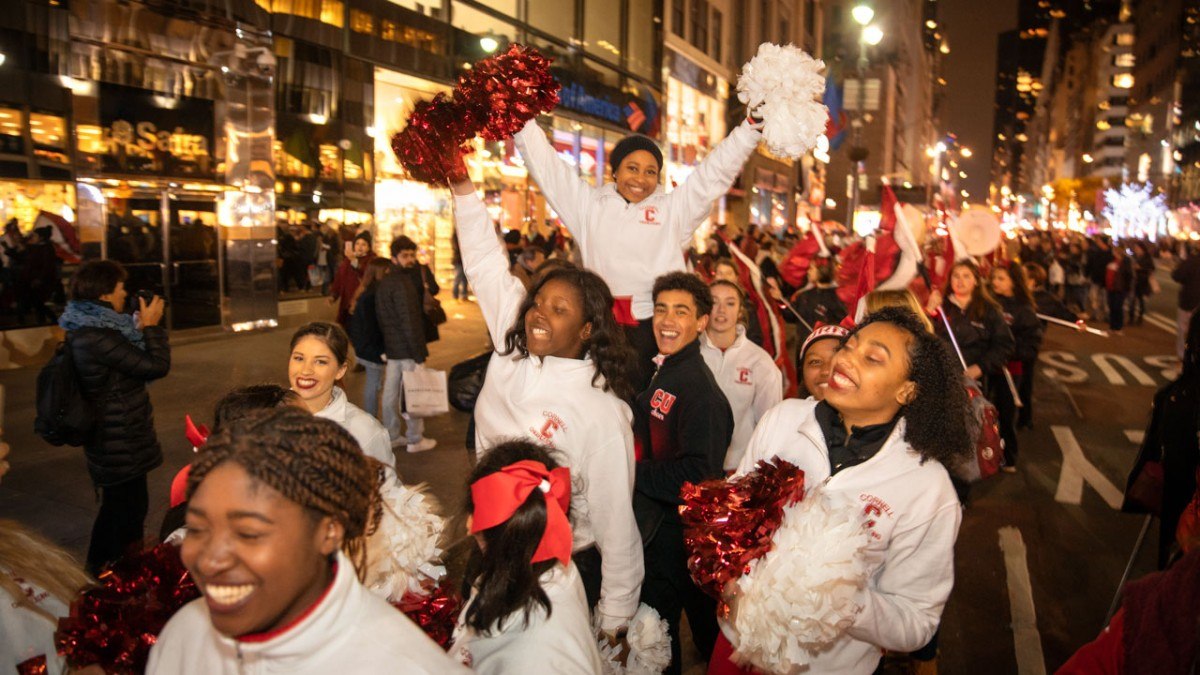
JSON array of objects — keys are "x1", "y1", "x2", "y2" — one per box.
[
  {"x1": 936, "y1": 142, "x2": 947, "y2": 153},
  {"x1": 960, "y1": 147, "x2": 973, "y2": 158},
  {"x1": 480, "y1": 35, "x2": 500, "y2": 53},
  {"x1": 862, "y1": 25, "x2": 884, "y2": 46},
  {"x1": 852, "y1": 4, "x2": 875, "y2": 26}
]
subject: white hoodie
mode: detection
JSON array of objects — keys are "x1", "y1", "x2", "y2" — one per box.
[
  {"x1": 450, "y1": 562, "x2": 603, "y2": 674},
  {"x1": 147, "y1": 551, "x2": 466, "y2": 674},
  {"x1": 734, "y1": 399, "x2": 962, "y2": 675},
  {"x1": 514, "y1": 119, "x2": 762, "y2": 320},
  {"x1": 1, "y1": 569, "x2": 69, "y2": 675},
  {"x1": 699, "y1": 326, "x2": 783, "y2": 470},
  {"x1": 455, "y1": 193, "x2": 643, "y2": 632},
  {"x1": 315, "y1": 386, "x2": 396, "y2": 474}
]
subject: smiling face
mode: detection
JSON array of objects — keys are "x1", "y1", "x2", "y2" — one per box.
[
  {"x1": 288, "y1": 336, "x2": 348, "y2": 413},
  {"x1": 801, "y1": 337, "x2": 841, "y2": 401},
  {"x1": 524, "y1": 277, "x2": 589, "y2": 359},
  {"x1": 708, "y1": 284, "x2": 742, "y2": 335},
  {"x1": 654, "y1": 289, "x2": 708, "y2": 356},
  {"x1": 614, "y1": 150, "x2": 660, "y2": 204},
  {"x1": 182, "y1": 462, "x2": 341, "y2": 638},
  {"x1": 950, "y1": 264, "x2": 978, "y2": 298},
  {"x1": 990, "y1": 268, "x2": 1014, "y2": 297},
  {"x1": 824, "y1": 322, "x2": 916, "y2": 427}
]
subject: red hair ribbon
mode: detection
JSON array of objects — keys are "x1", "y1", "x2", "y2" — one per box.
[
  {"x1": 185, "y1": 415, "x2": 210, "y2": 449},
  {"x1": 470, "y1": 460, "x2": 573, "y2": 566}
]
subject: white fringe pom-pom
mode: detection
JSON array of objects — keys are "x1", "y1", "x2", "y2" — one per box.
[
  {"x1": 598, "y1": 603, "x2": 672, "y2": 674},
  {"x1": 728, "y1": 491, "x2": 870, "y2": 673},
  {"x1": 364, "y1": 480, "x2": 447, "y2": 602},
  {"x1": 737, "y1": 43, "x2": 828, "y2": 159}
]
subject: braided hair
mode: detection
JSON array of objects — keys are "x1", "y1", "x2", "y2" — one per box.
[{"x1": 187, "y1": 407, "x2": 383, "y2": 579}]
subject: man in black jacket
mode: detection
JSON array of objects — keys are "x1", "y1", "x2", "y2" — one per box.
[
  {"x1": 1173, "y1": 243, "x2": 1200, "y2": 358},
  {"x1": 634, "y1": 271, "x2": 733, "y2": 675},
  {"x1": 376, "y1": 236, "x2": 436, "y2": 453}
]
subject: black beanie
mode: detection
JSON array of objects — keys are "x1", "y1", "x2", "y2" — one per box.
[{"x1": 609, "y1": 134, "x2": 663, "y2": 173}]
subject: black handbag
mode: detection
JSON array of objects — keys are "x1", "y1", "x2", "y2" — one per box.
[{"x1": 448, "y1": 350, "x2": 492, "y2": 412}]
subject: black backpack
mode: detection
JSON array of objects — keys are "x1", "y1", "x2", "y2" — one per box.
[{"x1": 34, "y1": 336, "x2": 96, "y2": 446}]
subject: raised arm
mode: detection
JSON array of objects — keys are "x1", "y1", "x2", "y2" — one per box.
[
  {"x1": 666, "y1": 122, "x2": 762, "y2": 243},
  {"x1": 513, "y1": 119, "x2": 596, "y2": 247},
  {"x1": 450, "y1": 179, "x2": 529, "y2": 345}
]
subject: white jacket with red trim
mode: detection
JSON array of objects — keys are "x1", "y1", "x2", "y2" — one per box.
[
  {"x1": 514, "y1": 118, "x2": 762, "y2": 320},
  {"x1": 147, "y1": 552, "x2": 465, "y2": 674},
  {"x1": 734, "y1": 398, "x2": 962, "y2": 675},
  {"x1": 454, "y1": 192, "x2": 643, "y2": 632},
  {"x1": 700, "y1": 327, "x2": 783, "y2": 470}
]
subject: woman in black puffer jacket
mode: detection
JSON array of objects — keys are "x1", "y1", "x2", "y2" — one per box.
[{"x1": 60, "y1": 260, "x2": 169, "y2": 574}]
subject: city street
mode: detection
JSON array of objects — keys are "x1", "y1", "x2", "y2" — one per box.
[{"x1": 0, "y1": 271, "x2": 1185, "y2": 673}]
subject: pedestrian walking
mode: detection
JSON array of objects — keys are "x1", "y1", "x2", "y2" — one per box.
[
  {"x1": 990, "y1": 264, "x2": 1041, "y2": 471},
  {"x1": 1172, "y1": 243, "x2": 1200, "y2": 359},
  {"x1": 147, "y1": 409, "x2": 463, "y2": 674},
  {"x1": 1130, "y1": 241, "x2": 1156, "y2": 326},
  {"x1": 451, "y1": 177, "x2": 643, "y2": 639},
  {"x1": 451, "y1": 230, "x2": 470, "y2": 300},
  {"x1": 1106, "y1": 244, "x2": 1135, "y2": 333},
  {"x1": 347, "y1": 259, "x2": 392, "y2": 420},
  {"x1": 1086, "y1": 236, "x2": 1112, "y2": 320},
  {"x1": 287, "y1": 322, "x2": 395, "y2": 473},
  {"x1": 633, "y1": 272, "x2": 733, "y2": 674},
  {"x1": 450, "y1": 441, "x2": 604, "y2": 674},
  {"x1": 60, "y1": 260, "x2": 170, "y2": 574},
  {"x1": 711, "y1": 307, "x2": 971, "y2": 675},
  {"x1": 514, "y1": 112, "x2": 763, "y2": 391},
  {"x1": 700, "y1": 280, "x2": 783, "y2": 471},
  {"x1": 329, "y1": 232, "x2": 376, "y2": 328},
  {"x1": 376, "y1": 236, "x2": 437, "y2": 453}
]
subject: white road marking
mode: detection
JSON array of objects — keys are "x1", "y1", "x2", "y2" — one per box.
[
  {"x1": 1146, "y1": 311, "x2": 1179, "y2": 335},
  {"x1": 998, "y1": 527, "x2": 1047, "y2": 675},
  {"x1": 1091, "y1": 353, "x2": 1156, "y2": 386},
  {"x1": 1052, "y1": 426, "x2": 1124, "y2": 509},
  {"x1": 1124, "y1": 430, "x2": 1145, "y2": 444}
]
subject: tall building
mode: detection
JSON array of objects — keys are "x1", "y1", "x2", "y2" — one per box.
[
  {"x1": 1124, "y1": 0, "x2": 1186, "y2": 191},
  {"x1": 989, "y1": 0, "x2": 1053, "y2": 197}
]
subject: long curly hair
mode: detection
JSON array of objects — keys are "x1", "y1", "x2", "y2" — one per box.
[
  {"x1": 501, "y1": 265, "x2": 636, "y2": 402},
  {"x1": 854, "y1": 307, "x2": 973, "y2": 468},
  {"x1": 462, "y1": 440, "x2": 565, "y2": 636},
  {"x1": 188, "y1": 407, "x2": 383, "y2": 579}
]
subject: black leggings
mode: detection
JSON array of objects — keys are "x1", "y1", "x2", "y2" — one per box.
[
  {"x1": 639, "y1": 519, "x2": 718, "y2": 675},
  {"x1": 624, "y1": 318, "x2": 658, "y2": 395},
  {"x1": 87, "y1": 474, "x2": 149, "y2": 575},
  {"x1": 990, "y1": 373, "x2": 1021, "y2": 468}
]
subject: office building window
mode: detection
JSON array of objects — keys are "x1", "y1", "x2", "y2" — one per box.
[
  {"x1": 712, "y1": 8, "x2": 723, "y2": 64},
  {"x1": 690, "y1": 0, "x2": 708, "y2": 51},
  {"x1": 672, "y1": 0, "x2": 686, "y2": 37},
  {"x1": 628, "y1": 0, "x2": 658, "y2": 80}
]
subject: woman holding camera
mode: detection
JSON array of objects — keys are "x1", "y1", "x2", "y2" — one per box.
[{"x1": 60, "y1": 260, "x2": 170, "y2": 574}]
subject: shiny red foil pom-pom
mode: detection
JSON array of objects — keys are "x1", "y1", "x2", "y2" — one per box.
[
  {"x1": 679, "y1": 459, "x2": 806, "y2": 612},
  {"x1": 55, "y1": 543, "x2": 199, "y2": 674},
  {"x1": 393, "y1": 579, "x2": 462, "y2": 650},
  {"x1": 456, "y1": 44, "x2": 561, "y2": 141},
  {"x1": 391, "y1": 92, "x2": 478, "y2": 185}
]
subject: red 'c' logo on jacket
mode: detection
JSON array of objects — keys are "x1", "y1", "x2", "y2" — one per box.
[
  {"x1": 650, "y1": 389, "x2": 676, "y2": 415},
  {"x1": 642, "y1": 206, "x2": 660, "y2": 225},
  {"x1": 737, "y1": 367, "x2": 753, "y2": 385}
]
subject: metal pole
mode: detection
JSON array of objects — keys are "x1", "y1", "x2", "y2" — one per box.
[
  {"x1": 1105, "y1": 515, "x2": 1154, "y2": 624},
  {"x1": 846, "y1": 41, "x2": 868, "y2": 230}
]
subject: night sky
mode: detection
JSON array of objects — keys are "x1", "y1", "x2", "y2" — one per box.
[{"x1": 940, "y1": 0, "x2": 1019, "y2": 200}]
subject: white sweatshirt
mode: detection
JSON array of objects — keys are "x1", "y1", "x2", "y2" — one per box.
[
  {"x1": 455, "y1": 193, "x2": 643, "y2": 632},
  {"x1": 315, "y1": 386, "x2": 396, "y2": 473},
  {"x1": 147, "y1": 552, "x2": 466, "y2": 674},
  {"x1": 734, "y1": 399, "x2": 962, "y2": 675},
  {"x1": 450, "y1": 562, "x2": 603, "y2": 674},
  {"x1": 514, "y1": 119, "x2": 762, "y2": 320},
  {"x1": 1, "y1": 570, "x2": 69, "y2": 675},
  {"x1": 699, "y1": 327, "x2": 784, "y2": 470}
]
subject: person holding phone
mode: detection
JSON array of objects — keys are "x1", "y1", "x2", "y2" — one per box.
[{"x1": 60, "y1": 260, "x2": 170, "y2": 574}]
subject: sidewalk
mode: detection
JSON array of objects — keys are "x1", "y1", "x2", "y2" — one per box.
[{"x1": 0, "y1": 298, "x2": 490, "y2": 559}]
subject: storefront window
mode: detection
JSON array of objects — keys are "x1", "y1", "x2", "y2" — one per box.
[
  {"x1": 0, "y1": 108, "x2": 24, "y2": 155},
  {"x1": 268, "y1": 0, "x2": 345, "y2": 26},
  {"x1": 585, "y1": 0, "x2": 623, "y2": 62},
  {"x1": 526, "y1": 0, "x2": 575, "y2": 42}
]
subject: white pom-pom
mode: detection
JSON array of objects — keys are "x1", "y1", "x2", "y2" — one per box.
[
  {"x1": 737, "y1": 43, "x2": 828, "y2": 159},
  {"x1": 597, "y1": 603, "x2": 672, "y2": 674},
  {"x1": 728, "y1": 490, "x2": 870, "y2": 673},
  {"x1": 364, "y1": 480, "x2": 447, "y2": 602}
]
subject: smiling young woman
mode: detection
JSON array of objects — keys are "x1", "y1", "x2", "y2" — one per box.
[
  {"x1": 147, "y1": 408, "x2": 465, "y2": 673},
  {"x1": 450, "y1": 175, "x2": 643, "y2": 642}
]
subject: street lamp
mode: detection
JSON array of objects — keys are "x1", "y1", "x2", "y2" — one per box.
[
  {"x1": 846, "y1": 6, "x2": 882, "y2": 229},
  {"x1": 480, "y1": 35, "x2": 500, "y2": 53},
  {"x1": 960, "y1": 147, "x2": 973, "y2": 158}
]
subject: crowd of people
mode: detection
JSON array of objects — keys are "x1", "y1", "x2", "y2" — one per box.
[{"x1": 3, "y1": 107, "x2": 1200, "y2": 675}]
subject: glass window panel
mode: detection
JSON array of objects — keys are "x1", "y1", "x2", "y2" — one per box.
[
  {"x1": 30, "y1": 113, "x2": 68, "y2": 151},
  {"x1": 451, "y1": 1, "x2": 518, "y2": 44},
  {"x1": 627, "y1": 0, "x2": 657, "y2": 80},
  {"x1": 321, "y1": 0, "x2": 344, "y2": 26},
  {"x1": 527, "y1": 0, "x2": 575, "y2": 39},
  {"x1": 585, "y1": 0, "x2": 622, "y2": 62},
  {"x1": 351, "y1": 9, "x2": 375, "y2": 34}
]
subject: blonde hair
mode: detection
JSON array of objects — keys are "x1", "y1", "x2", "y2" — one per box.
[
  {"x1": 0, "y1": 519, "x2": 92, "y2": 622},
  {"x1": 865, "y1": 289, "x2": 934, "y2": 334}
]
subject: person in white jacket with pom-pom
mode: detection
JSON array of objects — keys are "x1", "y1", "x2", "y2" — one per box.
[
  {"x1": 514, "y1": 112, "x2": 762, "y2": 388},
  {"x1": 711, "y1": 307, "x2": 970, "y2": 675}
]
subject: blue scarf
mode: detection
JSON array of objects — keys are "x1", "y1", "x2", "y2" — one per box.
[{"x1": 59, "y1": 300, "x2": 146, "y2": 349}]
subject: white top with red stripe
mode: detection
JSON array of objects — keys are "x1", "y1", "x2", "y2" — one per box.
[{"x1": 515, "y1": 118, "x2": 761, "y2": 320}]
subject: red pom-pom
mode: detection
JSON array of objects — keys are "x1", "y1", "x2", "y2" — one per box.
[
  {"x1": 390, "y1": 92, "x2": 478, "y2": 185},
  {"x1": 456, "y1": 44, "x2": 561, "y2": 141},
  {"x1": 392, "y1": 579, "x2": 462, "y2": 650},
  {"x1": 679, "y1": 459, "x2": 806, "y2": 615},
  {"x1": 16, "y1": 655, "x2": 47, "y2": 675},
  {"x1": 55, "y1": 543, "x2": 199, "y2": 674}
]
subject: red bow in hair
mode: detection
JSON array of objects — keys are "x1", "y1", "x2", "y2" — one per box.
[
  {"x1": 470, "y1": 460, "x2": 573, "y2": 566},
  {"x1": 185, "y1": 415, "x2": 210, "y2": 448}
]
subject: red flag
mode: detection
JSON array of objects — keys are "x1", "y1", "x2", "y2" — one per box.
[
  {"x1": 724, "y1": 236, "x2": 799, "y2": 398},
  {"x1": 779, "y1": 229, "x2": 822, "y2": 289}
]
